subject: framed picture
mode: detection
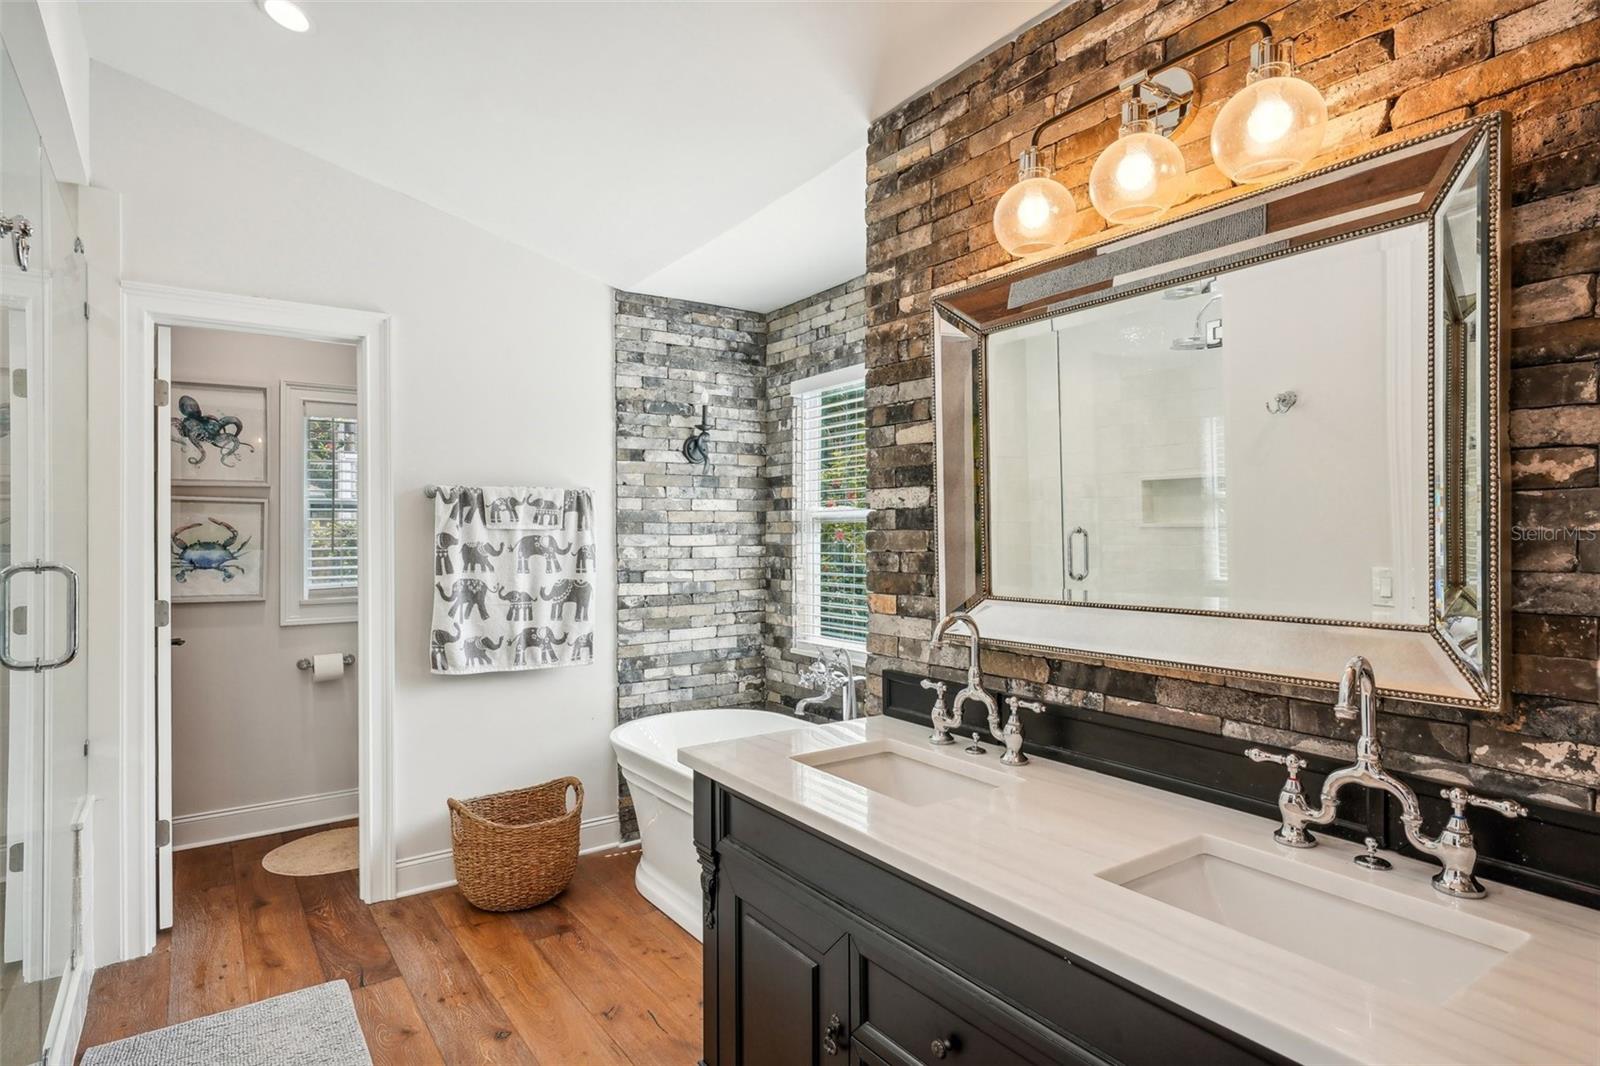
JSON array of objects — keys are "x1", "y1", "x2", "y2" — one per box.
[
  {"x1": 170, "y1": 382, "x2": 269, "y2": 486},
  {"x1": 171, "y1": 497, "x2": 268, "y2": 602}
]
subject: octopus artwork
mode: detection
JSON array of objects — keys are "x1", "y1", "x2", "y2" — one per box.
[{"x1": 172, "y1": 394, "x2": 256, "y2": 467}]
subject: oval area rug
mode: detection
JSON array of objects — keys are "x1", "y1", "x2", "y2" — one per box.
[{"x1": 262, "y1": 827, "x2": 359, "y2": 876}]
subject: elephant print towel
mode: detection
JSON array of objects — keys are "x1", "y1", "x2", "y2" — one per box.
[{"x1": 432, "y1": 485, "x2": 596, "y2": 675}]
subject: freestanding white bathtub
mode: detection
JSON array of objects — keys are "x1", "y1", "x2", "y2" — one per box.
[{"x1": 610, "y1": 708, "x2": 807, "y2": 939}]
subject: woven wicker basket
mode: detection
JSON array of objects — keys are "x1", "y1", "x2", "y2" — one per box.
[{"x1": 447, "y1": 777, "x2": 583, "y2": 911}]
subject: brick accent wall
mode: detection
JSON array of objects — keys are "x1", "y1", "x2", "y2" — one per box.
[
  {"x1": 864, "y1": 0, "x2": 1600, "y2": 810},
  {"x1": 614, "y1": 293, "x2": 768, "y2": 835},
  {"x1": 762, "y1": 278, "x2": 869, "y2": 712},
  {"x1": 613, "y1": 283, "x2": 867, "y2": 837}
]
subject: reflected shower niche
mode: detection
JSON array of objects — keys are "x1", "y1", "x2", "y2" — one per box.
[{"x1": 934, "y1": 116, "x2": 1504, "y2": 709}]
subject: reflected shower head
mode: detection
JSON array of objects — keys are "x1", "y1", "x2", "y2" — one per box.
[
  {"x1": 1162, "y1": 278, "x2": 1216, "y2": 300},
  {"x1": 1171, "y1": 293, "x2": 1224, "y2": 351}
]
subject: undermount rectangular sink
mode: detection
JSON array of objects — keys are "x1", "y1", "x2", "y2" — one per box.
[
  {"x1": 792, "y1": 740, "x2": 1003, "y2": 807},
  {"x1": 1101, "y1": 838, "x2": 1529, "y2": 1003}
]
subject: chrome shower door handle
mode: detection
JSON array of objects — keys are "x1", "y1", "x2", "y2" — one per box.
[
  {"x1": 1066, "y1": 526, "x2": 1089, "y2": 582},
  {"x1": 0, "y1": 561, "x2": 79, "y2": 671}
]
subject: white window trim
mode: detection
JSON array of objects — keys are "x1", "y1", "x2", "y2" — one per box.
[
  {"x1": 279, "y1": 380, "x2": 358, "y2": 626},
  {"x1": 793, "y1": 366, "x2": 868, "y2": 657}
]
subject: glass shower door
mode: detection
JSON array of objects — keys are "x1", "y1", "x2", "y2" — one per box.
[{"x1": 1, "y1": 44, "x2": 91, "y2": 1066}]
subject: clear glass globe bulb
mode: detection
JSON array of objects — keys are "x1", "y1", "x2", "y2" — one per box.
[
  {"x1": 993, "y1": 150, "x2": 1077, "y2": 258},
  {"x1": 1212, "y1": 66, "x2": 1327, "y2": 185},
  {"x1": 1089, "y1": 126, "x2": 1186, "y2": 226}
]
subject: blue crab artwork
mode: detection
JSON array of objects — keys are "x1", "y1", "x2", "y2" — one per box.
[
  {"x1": 172, "y1": 394, "x2": 255, "y2": 467},
  {"x1": 172, "y1": 517, "x2": 253, "y2": 583}
]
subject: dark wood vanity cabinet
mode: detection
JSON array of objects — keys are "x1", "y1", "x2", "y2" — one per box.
[{"x1": 696, "y1": 774, "x2": 1294, "y2": 1066}]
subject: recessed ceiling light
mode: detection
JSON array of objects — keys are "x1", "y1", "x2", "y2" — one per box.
[{"x1": 258, "y1": 0, "x2": 312, "y2": 33}]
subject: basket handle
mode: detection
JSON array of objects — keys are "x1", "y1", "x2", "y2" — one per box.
[
  {"x1": 566, "y1": 777, "x2": 584, "y2": 815},
  {"x1": 447, "y1": 797, "x2": 469, "y2": 844}
]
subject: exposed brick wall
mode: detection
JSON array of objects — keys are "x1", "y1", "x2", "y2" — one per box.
[
  {"x1": 762, "y1": 278, "x2": 869, "y2": 712},
  {"x1": 864, "y1": 0, "x2": 1600, "y2": 811},
  {"x1": 613, "y1": 283, "x2": 867, "y2": 837},
  {"x1": 614, "y1": 292, "x2": 769, "y2": 836}
]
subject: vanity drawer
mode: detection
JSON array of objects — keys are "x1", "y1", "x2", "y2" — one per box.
[{"x1": 850, "y1": 931, "x2": 1102, "y2": 1066}]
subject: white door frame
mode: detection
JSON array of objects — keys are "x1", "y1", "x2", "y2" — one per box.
[{"x1": 118, "y1": 282, "x2": 395, "y2": 958}]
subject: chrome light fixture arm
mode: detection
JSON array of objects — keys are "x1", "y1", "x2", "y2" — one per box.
[{"x1": 1023, "y1": 21, "x2": 1272, "y2": 154}]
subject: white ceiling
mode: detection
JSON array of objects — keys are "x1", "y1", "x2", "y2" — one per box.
[{"x1": 80, "y1": 0, "x2": 1058, "y2": 313}]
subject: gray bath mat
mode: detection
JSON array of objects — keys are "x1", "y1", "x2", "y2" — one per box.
[{"x1": 82, "y1": 980, "x2": 371, "y2": 1066}]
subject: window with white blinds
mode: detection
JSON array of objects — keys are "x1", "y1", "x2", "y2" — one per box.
[
  {"x1": 304, "y1": 402, "x2": 359, "y2": 595},
  {"x1": 280, "y1": 382, "x2": 359, "y2": 625},
  {"x1": 794, "y1": 369, "x2": 868, "y2": 648}
]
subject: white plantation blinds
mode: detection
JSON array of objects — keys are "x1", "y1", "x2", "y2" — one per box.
[
  {"x1": 795, "y1": 371, "x2": 868, "y2": 647},
  {"x1": 304, "y1": 402, "x2": 358, "y2": 594}
]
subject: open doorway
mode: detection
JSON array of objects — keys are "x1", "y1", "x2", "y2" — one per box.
[
  {"x1": 117, "y1": 282, "x2": 393, "y2": 961},
  {"x1": 158, "y1": 326, "x2": 362, "y2": 931}
]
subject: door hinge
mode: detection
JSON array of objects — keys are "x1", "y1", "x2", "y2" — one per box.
[
  {"x1": 83, "y1": 300, "x2": 89, "y2": 321},
  {"x1": 82, "y1": 741, "x2": 89, "y2": 757},
  {"x1": 155, "y1": 819, "x2": 171, "y2": 848},
  {"x1": 11, "y1": 368, "x2": 25, "y2": 398},
  {"x1": 7, "y1": 841, "x2": 22, "y2": 874},
  {"x1": 154, "y1": 379, "x2": 170, "y2": 407},
  {"x1": 155, "y1": 599, "x2": 170, "y2": 627},
  {"x1": 10, "y1": 604, "x2": 25, "y2": 636}
]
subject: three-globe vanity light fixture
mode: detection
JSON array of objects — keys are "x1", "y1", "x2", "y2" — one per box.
[{"x1": 993, "y1": 22, "x2": 1328, "y2": 257}]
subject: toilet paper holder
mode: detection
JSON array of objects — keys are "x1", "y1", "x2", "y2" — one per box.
[{"x1": 297, "y1": 653, "x2": 355, "y2": 671}]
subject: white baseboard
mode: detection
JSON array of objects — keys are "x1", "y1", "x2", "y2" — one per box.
[
  {"x1": 172, "y1": 788, "x2": 359, "y2": 850},
  {"x1": 395, "y1": 814, "x2": 622, "y2": 898}
]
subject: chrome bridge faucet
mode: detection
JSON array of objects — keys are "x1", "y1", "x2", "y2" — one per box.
[
  {"x1": 924, "y1": 612, "x2": 1030, "y2": 765},
  {"x1": 1246, "y1": 654, "x2": 1526, "y2": 898},
  {"x1": 794, "y1": 646, "x2": 866, "y2": 721}
]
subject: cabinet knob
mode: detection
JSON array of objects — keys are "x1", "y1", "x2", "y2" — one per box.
[
  {"x1": 822, "y1": 1013, "x2": 843, "y2": 1056},
  {"x1": 930, "y1": 1036, "x2": 955, "y2": 1059}
]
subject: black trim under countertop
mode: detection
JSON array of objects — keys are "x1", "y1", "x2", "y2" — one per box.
[{"x1": 882, "y1": 670, "x2": 1600, "y2": 909}]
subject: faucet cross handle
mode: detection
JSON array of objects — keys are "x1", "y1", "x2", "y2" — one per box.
[
  {"x1": 1245, "y1": 747, "x2": 1306, "y2": 780},
  {"x1": 996, "y1": 696, "x2": 1037, "y2": 766},
  {"x1": 1442, "y1": 787, "x2": 1527, "y2": 821},
  {"x1": 920, "y1": 679, "x2": 956, "y2": 746}
]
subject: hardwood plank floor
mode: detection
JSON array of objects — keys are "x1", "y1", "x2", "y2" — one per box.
[
  {"x1": 79, "y1": 830, "x2": 699, "y2": 1064},
  {"x1": 351, "y1": 975, "x2": 446, "y2": 1066},
  {"x1": 231, "y1": 834, "x2": 327, "y2": 1001},
  {"x1": 168, "y1": 843, "x2": 251, "y2": 1024}
]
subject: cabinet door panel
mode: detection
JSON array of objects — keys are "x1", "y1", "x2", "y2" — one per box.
[
  {"x1": 739, "y1": 909, "x2": 826, "y2": 1066},
  {"x1": 719, "y1": 848, "x2": 850, "y2": 1066}
]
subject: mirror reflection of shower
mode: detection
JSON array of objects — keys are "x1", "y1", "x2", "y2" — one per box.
[{"x1": 1168, "y1": 278, "x2": 1223, "y2": 350}]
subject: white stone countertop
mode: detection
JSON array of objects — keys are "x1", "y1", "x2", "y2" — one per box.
[{"x1": 680, "y1": 715, "x2": 1600, "y2": 1066}]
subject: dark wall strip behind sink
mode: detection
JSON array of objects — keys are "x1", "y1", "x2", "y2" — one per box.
[{"x1": 882, "y1": 671, "x2": 1600, "y2": 909}]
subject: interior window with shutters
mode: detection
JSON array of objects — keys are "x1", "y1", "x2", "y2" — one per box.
[
  {"x1": 795, "y1": 369, "x2": 868, "y2": 649},
  {"x1": 304, "y1": 401, "x2": 359, "y2": 597},
  {"x1": 280, "y1": 383, "x2": 358, "y2": 625}
]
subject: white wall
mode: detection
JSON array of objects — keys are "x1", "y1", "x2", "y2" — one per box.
[
  {"x1": 91, "y1": 64, "x2": 618, "y2": 896},
  {"x1": 168, "y1": 327, "x2": 360, "y2": 846}
]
